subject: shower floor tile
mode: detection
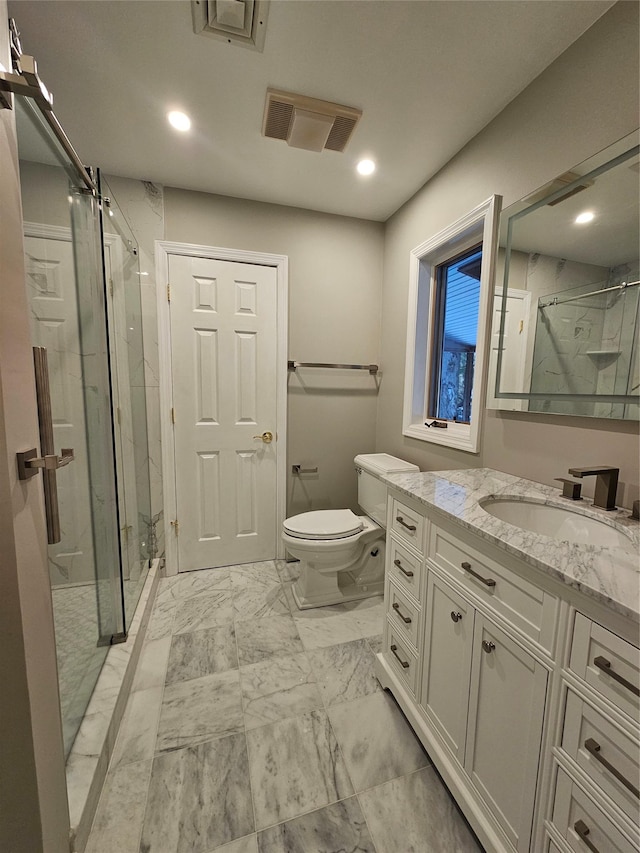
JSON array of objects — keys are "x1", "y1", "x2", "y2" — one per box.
[{"x1": 86, "y1": 559, "x2": 484, "y2": 853}]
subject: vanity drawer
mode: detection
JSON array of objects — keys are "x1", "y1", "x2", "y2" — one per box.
[
  {"x1": 428, "y1": 522, "x2": 558, "y2": 653},
  {"x1": 551, "y1": 765, "x2": 638, "y2": 853},
  {"x1": 390, "y1": 497, "x2": 425, "y2": 554},
  {"x1": 387, "y1": 579, "x2": 420, "y2": 650},
  {"x1": 384, "y1": 622, "x2": 418, "y2": 695},
  {"x1": 388, "y1": 535, "x2": 423, "y2": 601},
  {"x1": 561, "y1": 688, "x2": 639, "y2": 823},
  {"x1": 569, "y1": 613, "x2": 640, "y2": 723}
]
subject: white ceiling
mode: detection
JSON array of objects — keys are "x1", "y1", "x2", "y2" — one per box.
[{"x1": 9, "y1": 0, "x2": 614, "y2": 221}]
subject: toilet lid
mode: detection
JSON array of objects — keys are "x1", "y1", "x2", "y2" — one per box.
[{"x1": 283, "y1": 509, "x2": 364, "y2": 540}]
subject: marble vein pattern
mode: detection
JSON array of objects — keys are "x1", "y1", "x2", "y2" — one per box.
[
  {"x1": 328, "y1": 691, "x2": 430, "y2": 791},
  {"x1": 173, "y1": 588, "x2": 236, "y2": 634},
  {"x1": 235, "y1": 613, "x2": 304, "y2": 665},
  {"x1": 111, "y1": 685, "x2": 164, "y2": 768},
  {"x1": 166, "y1": 623, "x2": 237, "y2": 684},
  {"x1": 131, "y1": 636, "x2": 171, "y2": 692},
  {"x1": 232, "y1": 562, "x2": 291, "y2": 619},
  {"x1": 307, "y1": 639, "x2": 381, "y2": 706},
  {"x1": 358, "y1": 766, "x2": 483, "y2": 852},
  {"x1": 85, "y1": 759, "x2": 152, "y2": 853},
  {"x1": 246, "y1": 709, "x2": 353, "y2": 829},
  {"x1": 212, "y1": 836, "x2": 259, "y2": 853},
  {"x1": 140, "y1": 733, "x2": 254, "y2": 853},
  {"x1": 156, "y1": 669, "x2": 243, "y2": 753},
  {"x1": 256, "y1": 796, "x2": 376, "y2": 853},
  {"x1": 240, "y1": 652, "x2": 323, "y2": 730},
  {"x1": 382, "y1": 468, "x2": 640, "y2": 622}
]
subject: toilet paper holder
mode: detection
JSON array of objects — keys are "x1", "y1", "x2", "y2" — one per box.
[{"x1": 292, "y1": 465, "x2": 318, "y2": 475}]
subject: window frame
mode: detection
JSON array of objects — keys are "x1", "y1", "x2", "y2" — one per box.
[{"x1": 402, "y1": 195, "x2": 502, "y2": 453}]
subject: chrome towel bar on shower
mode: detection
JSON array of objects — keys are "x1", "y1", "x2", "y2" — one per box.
[{"x1": 288, "y1": 360, "x2": 379, "y2": 375}]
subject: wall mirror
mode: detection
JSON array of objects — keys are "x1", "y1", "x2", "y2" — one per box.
[{"x1": 489, "y1": 131, "x2": 639, "y2": 420}]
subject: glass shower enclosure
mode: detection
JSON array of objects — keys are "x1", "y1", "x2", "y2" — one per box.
[{"x1": 14, "y1": 96, "x2": 152, "y2": 757}]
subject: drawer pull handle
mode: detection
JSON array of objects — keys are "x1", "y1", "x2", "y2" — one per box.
[
  {"x1": 450, "y1": 611, "x2": 462, "y2": 623},
  {"x1": 584, "y1": 737, "x2": 640, "y2": 799},
  {"x1": 593, "y1": 655, "x2": 640, "y2": 698},
  {"x1": 574, "y1": 819, "x2": 600, "y2": 853},
  {"x1": 390, "y1": 644, "x2": 410, "y2": 668},
  {"x1": 396, "y1": 516, "x2": 417, "y2": 532},
  {"x1": 392, "y1": 602, "x2": 412, "y2": 624},
  {"x1": 461, "y1": 561, "x2": 496, "y2": 588},
  {"x1": 482, "y1": 640, "x2": 495, "y2": 654},
  {"x1": 393, "y1": 558, "x2": 414, "y2": 578}
]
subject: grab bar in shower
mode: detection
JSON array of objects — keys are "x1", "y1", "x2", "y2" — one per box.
[{"x1": 288, "y1": 360, "x2": 379, "y2": 375}]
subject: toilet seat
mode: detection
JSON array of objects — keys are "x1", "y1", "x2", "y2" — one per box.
[{"x1": 283, "y1": 509, "x2": 364, "y2": 540}]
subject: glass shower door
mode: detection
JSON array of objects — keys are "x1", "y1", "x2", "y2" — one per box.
[{"x1": 16, "y1": 97, "x2": 124, "y2": 757}]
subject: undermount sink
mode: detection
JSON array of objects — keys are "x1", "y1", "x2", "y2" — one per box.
[{"x1": 481, "y1": 498, "x2": 635, "y2": 554}]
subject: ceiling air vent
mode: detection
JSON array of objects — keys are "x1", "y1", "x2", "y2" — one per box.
[
  {"x1": 191, "y1": 0, "x2": 269, "y2": 51},
  {"x1": 262, "y1": 89, "x2": 362, "y2": 153}
]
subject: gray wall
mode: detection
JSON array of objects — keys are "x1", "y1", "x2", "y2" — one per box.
[
  {"x1": 164, "y1": 190, "x2": 384, "y2": 515},
  {"x1": 376, "y1": 1, "x2": 640, "y2": 508}
]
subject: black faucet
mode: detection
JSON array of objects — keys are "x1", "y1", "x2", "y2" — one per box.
[{"x1": 567, "y1": 466, "x2": 619, "y2": 511}]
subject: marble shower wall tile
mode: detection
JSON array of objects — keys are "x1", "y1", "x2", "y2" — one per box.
[
  {"x1": 306, "y1": 639, "x2": 381, "y2": 706},
  {"x1": 155, "y1": 669, "x2": 243, "y2": 753},
  {"x1": 140, "y1": 733, "x2": 254, "y2": 853},
  {"x1": 328, "y1": 691, "x2": 430, "y2": 791},
  {"x1": 165, "y1": 624, "x2": 238, "y2": 684},
  {"x1": 358, "y1": 766, "x2": 483, "y2": 853},
  {"x1": 240, "y1": 652, "x2": 323, "y2": 730},
  {"x1": 246, "y1": 709, "x2": 353, "y2": 829},
  {"x1": 256, "y1": 796, "x2": 375, "y2": 853}
]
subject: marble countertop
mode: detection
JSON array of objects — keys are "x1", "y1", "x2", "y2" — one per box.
[{"x1": 381, "y1": 468, "x2": 640, "y2": 623}]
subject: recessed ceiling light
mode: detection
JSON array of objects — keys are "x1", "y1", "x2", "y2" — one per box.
[
  {"x1": 168, "y1": 110, "x2": 191, "y2": 132},
  {"x1": 575, "y1": 211, "x2": 595, "y2": 224},
  {"x1": 357, "y1": 159, "x2": 376, "y2": 176}
]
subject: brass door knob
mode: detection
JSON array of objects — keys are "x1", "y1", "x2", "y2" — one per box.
[{"x1": 253, "y1": 431, "x2": 273, "y2": 443}]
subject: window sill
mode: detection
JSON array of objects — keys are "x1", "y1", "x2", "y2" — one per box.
[{"x1": 403, "y1": 422, "x2": 479, "y2": 453}]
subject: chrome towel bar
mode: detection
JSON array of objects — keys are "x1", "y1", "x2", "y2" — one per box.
[{"x1": 288, "y1": 360, "x2": 379, "y2": 375}]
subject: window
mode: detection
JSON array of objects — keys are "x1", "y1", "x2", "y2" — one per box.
[{"x1": 403, "y1": 196, "x2": 501, "y2": 453}]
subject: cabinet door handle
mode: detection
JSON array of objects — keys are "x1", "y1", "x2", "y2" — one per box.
[
  {"x1": 574, "y1": 819, "x2": 600, "y2": 853},
  {"x1": 393, "y1": 558, "x2": 414, "y2": 578},
  {"x1": 396, "y1": 516, "x2": 417, "y2": 532},
  {"x1": 390, "y1": 644, "x2": 410, "y2": 668},
  {"x1": 584, "y1": 738, "x2": 640, "y2": 799},
  {"x1": 482, "y1": 640, "x2": 495, "y2": 654},
  {"x1": 450, "y1": 611, "x2": 462, "y2": 623},
  {"x1": 461, "y1": 561, "x2": 496, "y2": 588},
  {"x1": 392, "y1": 602, "x2": 412, "y2": 624},
  {"x1": 593, "y1": 656, "x2": 640, "y2": 697}
]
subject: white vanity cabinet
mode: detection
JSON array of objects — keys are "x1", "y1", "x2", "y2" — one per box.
[{"x1": 376, "y1": 485, "x2": 640, "y2": 853}]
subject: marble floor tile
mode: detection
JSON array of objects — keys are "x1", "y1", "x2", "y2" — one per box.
[
  {"x1": 234, "y1": 584, "x2": 291, "y2": 620},
  {"x1": 156, "y1": 670, "x2": 243, "y2": 753},
  {"x1": 358, "y1": 766, "x2": 483, "y2": 853},
  {"x1": 275, "y1": 559, "x2": 300, "y2": 583},
  {"x1": 112, "y1": 685, "x2": 164, "y2": 768},
  {"x1": 246, "y1": 709, "x2": 353, "y2": 829},
  {"x1": 352, "y1": 598, "x2": 385, "y2": 638},
  {"x1": 145, "y1": 598, "x2": 176, "y2": 641},
  {"x1": 210, "y1": 835, "x2": 258, "y2": 853},
  {"x1": 166, "y1": 624, "x2": 237, "y2": 684},
  {"x1": 235, "y1": 614, "x2": 303, "y2": 665},
  {"x1": 293, "y1": 612, "x2": 369, "y2": 650},
  {"x1": 231, "y1": 561, "x2": 281, "y2": 587},
  {"x1": 140, "y1": 733, "x2": 254, "y2": 853},
  {"x1": 307, "y1": 639, "x2": 381, "y2": 706},
  {"x1": 173, "y1": 589, "x2": 236, "y2": 634},
  {"x1": 240, "y1": 652, "x2": 323, "y2": 729},
  {"x1": 85, "y1": 759, "x2": 151, "y2": 853},
  {"x1": 328, "y1": 691, "x2": 430, "y2": 791},
  {"x1": 256, "y1": 796, "x2": 376, "y2": 853},
  {"x1": 131, "y1": 636, "x2": 171, "y2": 692},
  {"x1": 157, "y1": 567, "x2": 233, "y2": 605},
  {"x1": 365, "y1": 634, "x2": 383, "y2": 655}
]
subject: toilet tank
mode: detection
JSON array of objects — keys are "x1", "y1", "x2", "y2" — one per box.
[{"x1": 354, "y1": 453, "x2": 419, "y2": 527}]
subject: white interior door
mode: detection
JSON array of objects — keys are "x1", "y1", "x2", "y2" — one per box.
[
  {"x1": 168, "y1": 253, "x2": 279, "y2": 571},
  {"x1": 24, "y1": 228, "x2": 96, "y2": 585}
]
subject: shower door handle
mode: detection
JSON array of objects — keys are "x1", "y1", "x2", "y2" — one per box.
[{"x1": 16, "y1": 347, "x2": 74, "y2": 544}]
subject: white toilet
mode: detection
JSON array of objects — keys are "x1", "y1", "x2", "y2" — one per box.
[{"x1": 282, "y1": 453, "x2": 419, "y2": 609}]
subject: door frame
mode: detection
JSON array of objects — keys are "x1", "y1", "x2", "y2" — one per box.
[{"x1": 155, "y1": 240, "x2": 288, "y2": 575}]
